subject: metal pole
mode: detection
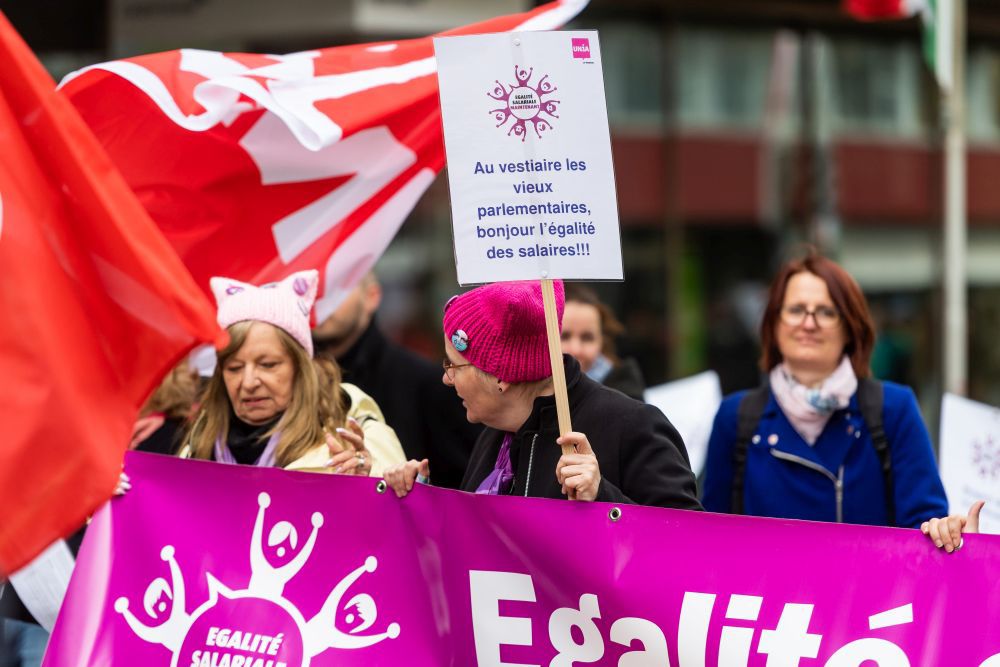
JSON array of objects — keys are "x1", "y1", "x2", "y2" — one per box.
[{"x1": 943, "y1": 0, "x2": 967, "y2": 396}]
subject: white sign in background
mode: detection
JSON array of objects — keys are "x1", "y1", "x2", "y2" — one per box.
[
  {"x1": 643, "y1": 371, "x2": 723, "y2": 477},
  {"x1": 939, "y1": 392, "x2": 1000, "y2": 534},
  {"x1": 434, "y1": 31, "x2": 623, "y2": 285}
]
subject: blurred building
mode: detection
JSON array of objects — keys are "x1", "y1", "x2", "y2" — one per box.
[
  {"x1": 6, "y1": 0, "x2": 1000, "y2": 424},
  {"x1": 573, "y1": 0, "x2": 1000, "y2": 423}
]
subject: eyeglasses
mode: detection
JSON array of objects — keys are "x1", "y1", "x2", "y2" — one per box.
[
  {"x1": 780, "y1": 304, "x2": 841, "y2": 328},
  {"x1": 442, "y1": 359, "x2": 473, "y2": 380}
]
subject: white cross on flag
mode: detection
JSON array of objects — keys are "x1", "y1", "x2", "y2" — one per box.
[{"x1": 59, "y1": 0, "x2": 588, "y2": 321}]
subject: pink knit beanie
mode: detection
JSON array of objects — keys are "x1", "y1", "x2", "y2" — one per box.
[
  {"x1": 442, "y1": 280, "x2": 564, "y2": 383},
  {"x1": 210, "y1": 270, "x2": 319, "y2": 357}
]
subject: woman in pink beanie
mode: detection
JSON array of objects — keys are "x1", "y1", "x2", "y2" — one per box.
[{"x1": 384, "y1": 280, "x2": 701, "y2": 508}]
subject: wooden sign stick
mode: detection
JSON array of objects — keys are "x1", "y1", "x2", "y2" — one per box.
[{"x1": 541, "y1": 278, "x2": 573, "y2": 455}]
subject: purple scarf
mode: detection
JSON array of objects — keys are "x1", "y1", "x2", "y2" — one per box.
[{"x1": 475, "y1": 433, "x2": 515, "y2": 495}]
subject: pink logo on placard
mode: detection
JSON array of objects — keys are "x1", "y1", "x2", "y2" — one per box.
[
  {"x1": 571, "y1": 38, "x2": 591, "y2": 60},
  {"x1": 973, "y1": 435, "x2": 1000, "y2": 481},
  {"x1": 487, "y1": 66, "x2": 560, "y2": 141}
]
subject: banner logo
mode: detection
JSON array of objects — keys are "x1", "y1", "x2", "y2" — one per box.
[
  {"x1": 571, "y1": 38, "x2": 591, "y2": 59},
  {"x1": 488, "y1": 66, "x2": 560, "y2": 141},
  {"x1": 113, "y1": 492, "x2": 400, "y2": 667}
]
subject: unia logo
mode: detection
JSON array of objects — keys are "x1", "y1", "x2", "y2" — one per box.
[
  {"x1": 114, "y1": 492, "x2": 400, "y2": 667},
  {"x1": 488, "y1": 66, "x2": 560, "y2": 141}
]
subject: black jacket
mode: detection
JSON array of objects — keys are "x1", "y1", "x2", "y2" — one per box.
[
  {"x1": 602, "y1": 357, "x2": 646, "y2": 402},
  {"x1": 315, "y1": 321, "x2": 480, "y2": 489},
  {"x1": 134, "y1": 416, "x2": 186, "y2": 456},
  {"x1": 461, "y1": 355, "x2": 703, "y2": 509}
]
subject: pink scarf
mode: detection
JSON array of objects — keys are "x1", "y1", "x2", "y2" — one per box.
[{"x1": 769, "y1": 356, "x2": 858, "y2": 445}]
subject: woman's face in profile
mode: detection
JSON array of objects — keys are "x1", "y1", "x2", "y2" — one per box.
[
  {"x1": 222, "y1": 322, "x2": 295, "y2": 425},
  {"x1": 442, "y1": 340, "x2": 504, "y2": 427},
  {"x1": 775, "y1": 271, "x2": 847, "y2": 376},
  {"x1": 561, "y1": 301, "x2": 603, "y2": 372}
]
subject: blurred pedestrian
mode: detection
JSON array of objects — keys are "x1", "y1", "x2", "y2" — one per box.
[
  {"x1": 131, "y1": 361, "x2": 200, "y2": 455},
  {"x1": 384, "y1": 280, "x2": 701, "y2": 508},
  {"x1": 180, "y1": 271, "x2": 404, "y2": 476},
  {"x1": 0, "y1": 614, "x2": 46, "y2": 667},
  {"x1": 702, "y1": 251, "x2": 948, "y2": 527},
  {"x1": 561, "y1": 284, "x2": 645, "y2": 401},
  {"x1": 312, "y1": 273, "x2": 478, "y2": 488},
  {"x1": 0, "y1": 530, "x2": 83, "y2": 667}
]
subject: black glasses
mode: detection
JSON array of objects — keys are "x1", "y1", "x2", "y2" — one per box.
[
  {"x1": 780, "y1": 304, "x2": 841, "y2": 328},
  {"x1": 442, "y1": 359, "x2": 473, "y2": 380}
]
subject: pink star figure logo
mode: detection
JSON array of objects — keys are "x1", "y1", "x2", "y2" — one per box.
[
  {"x1": 972, "y1": 434, "x2": 1000, "y2": 481},
  {"x1": 488, "y1": 66, "x2": 560, "y2": 141}
]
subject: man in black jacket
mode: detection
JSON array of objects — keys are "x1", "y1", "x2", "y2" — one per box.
[{"x1": 312, "y1": 274, "x2": 479, "y2": 489}]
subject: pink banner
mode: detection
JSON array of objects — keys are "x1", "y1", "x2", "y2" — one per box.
[{"x1": 46, "y1": 452, "x2": 1000, "y2": 666}]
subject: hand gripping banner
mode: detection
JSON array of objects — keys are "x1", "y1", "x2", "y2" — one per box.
[
  {"x1": 57, "y1": 0, "x2": 588, "y2": 321},
  {"x1": 46, "y1": 452, "x2": 1000, "y2": 666}
]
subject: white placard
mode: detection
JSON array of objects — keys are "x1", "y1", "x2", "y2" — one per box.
[
  {"x1": 644, "y1": 371, "x2": 723, "y2": 476},
  {"x1": 8, "y1": 539, "x2": 75, "y2": 631},
  {"x1": 434, "y1": 31, "x2": 623, "y2": 285},
  {"x1": 939, "y1": 392, "x2": 1000, "y2": 534}
]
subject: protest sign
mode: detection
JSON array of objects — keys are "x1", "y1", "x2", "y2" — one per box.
[
  {"x1": 7, "y1": 540, "x2": 74, "y2": 631},
  {"x1": 644, "y1": 370, "x2": 723, "y2": 476},
  {"x1": 434, "y1": 30, "x2": 622, "y2": 285},
  {"x1": 940, "y1": 392, "x2": 1000, "y2": 534},
  {"x1": 47, "y1": 452, "x2": 1000, "y2": 666}
]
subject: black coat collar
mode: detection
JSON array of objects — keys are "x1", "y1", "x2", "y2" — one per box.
[{"x1": 511, "y1": 355, "x2": 585, "y2": 438}]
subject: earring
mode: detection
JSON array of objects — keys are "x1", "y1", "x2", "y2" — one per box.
[{"x1": 498, "y1": 384, "x2": 504, "y2": 393}]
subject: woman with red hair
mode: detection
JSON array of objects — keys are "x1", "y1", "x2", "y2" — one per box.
[{"x1": 702, "y1": 251, "x2": 948, "y2": 528}]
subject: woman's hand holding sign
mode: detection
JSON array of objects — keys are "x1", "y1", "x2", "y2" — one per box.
[
  {"x1": 922, "y1": 500, "x2": 985, "y2": 553},
  {"x1": 555, "y1": 432, "x2": 601, "y2": 501}
]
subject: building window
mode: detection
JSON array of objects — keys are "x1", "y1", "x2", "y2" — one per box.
[
  {"x1": 594, "y1": 22, "x2": 663, "y2": 128},
  {"x1": 968, "y1": 47, "x2": 1000, "y2": 143},
  {"x1": 828, "y1": 38, "x2": 924, "y2": 138},
  {"x1": 675, "y1": 28, "x2": 772, "y2": 130}
]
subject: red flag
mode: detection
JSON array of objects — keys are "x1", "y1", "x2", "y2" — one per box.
[
  {"x1": 58, "y1": 0, "x2": 588, "y2": 321},
  {"x1": 843, "y1": 0, "x2": 920, "y2": 20},
  {"x1": 0, "y1": 13, "x2": 225, "y2": 574}
]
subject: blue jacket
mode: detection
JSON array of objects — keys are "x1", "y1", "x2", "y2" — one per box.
[{"x1": 702, "y1": 381, "x2": 948, "y2": 528}]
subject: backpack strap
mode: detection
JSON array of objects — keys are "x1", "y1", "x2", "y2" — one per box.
[
  {"x1": 856, "y1": 378, "x2": 894, "y2": 526},
  {"x1": 731, "y1": 385, "x2": 771, "y2": 514}
]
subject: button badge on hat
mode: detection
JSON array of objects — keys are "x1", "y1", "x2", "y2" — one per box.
[{"x1": 451, "y1": 329, "x2": 469, "y2": 352}]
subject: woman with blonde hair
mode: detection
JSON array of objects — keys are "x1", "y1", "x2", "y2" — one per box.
[{"x1": 181, "y1": 270, "x2": 404, "y2": 475}]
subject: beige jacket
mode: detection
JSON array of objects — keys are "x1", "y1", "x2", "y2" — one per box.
[{"x1": 181, "y1": 383, "x2": 405, "y2": 477}]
